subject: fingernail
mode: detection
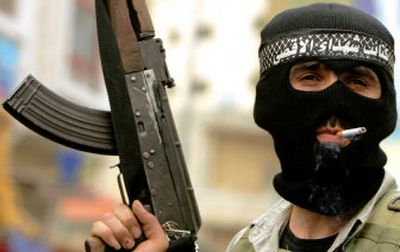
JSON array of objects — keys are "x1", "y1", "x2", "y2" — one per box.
[
  {"x1": 110, "y1": 237, "x2": 121, "y2": 250},
  {"x1": 123, "y1": 239, "x2": 134, "y2": 249},
  {"x1": 134, "y1": 200, "x2": 142, "y2": 207},
  {"x1": 134, "y1": 200, "x2": 146, "y2": 212},
  {"x1": 113, "y1": 243, "x2": 121, "y2": 250}
]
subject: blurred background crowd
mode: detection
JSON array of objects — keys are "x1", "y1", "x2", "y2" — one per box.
[{"x1": 1, "y1": 0, "x2": 400, "y2": 251}]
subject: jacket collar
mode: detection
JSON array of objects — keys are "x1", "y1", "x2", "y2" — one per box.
[{"x1": 248, "y1": 172, "x2": 397, "y2": 252}]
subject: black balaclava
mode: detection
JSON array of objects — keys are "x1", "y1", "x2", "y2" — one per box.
[{"x1": 254, "y1": 3, "x2": 397, "y2": 216}]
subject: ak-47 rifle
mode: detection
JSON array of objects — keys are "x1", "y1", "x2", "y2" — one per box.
[{"x1": 3, "y1": 0, "x2": 201, "y2": 251}]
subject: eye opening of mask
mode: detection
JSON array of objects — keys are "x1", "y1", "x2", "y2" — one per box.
[{"x1": 288, "y1": 60, "x2": 382, "y2": 99}]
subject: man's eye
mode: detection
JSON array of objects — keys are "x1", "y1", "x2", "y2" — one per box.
[
  {"x1": 300, "y1": 74, "x2": 320, "y2": 81},
  {"x1": 347, "y1": 78, "x2": 368, "y2": 87}
]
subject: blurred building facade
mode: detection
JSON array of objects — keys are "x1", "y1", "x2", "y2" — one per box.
[
  {"x1": 1, "y1": 0, "x2": 399, "y2": 251},
  {"x1": 0, "y1": 1, "x2": 114, "y2": 251}
]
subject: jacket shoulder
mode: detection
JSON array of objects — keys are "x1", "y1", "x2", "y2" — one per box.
[
  {"x1": 344, "y1": 190, "x2": 400, "y2": 251},
  {"x1": 226, "y1": 226, "x2": 256, "y2": 252}
]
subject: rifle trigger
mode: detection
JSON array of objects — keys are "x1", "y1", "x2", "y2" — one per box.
[{"x1": 162, "y1": 221, "x2": 192, "y2": 239}]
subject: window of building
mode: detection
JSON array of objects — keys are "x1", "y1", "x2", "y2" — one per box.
[{"x1": 69, "y1": 0, "x2": 101, "y2": 89}]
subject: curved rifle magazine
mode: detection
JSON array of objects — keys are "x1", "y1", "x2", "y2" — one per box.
[{"x1": 3, "y1": 75, "x2": 117, "y2": 155}]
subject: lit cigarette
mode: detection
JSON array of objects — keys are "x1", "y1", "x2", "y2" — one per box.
[{"x1": 337, "y1": 127, "x2": 367, "y2": 138}]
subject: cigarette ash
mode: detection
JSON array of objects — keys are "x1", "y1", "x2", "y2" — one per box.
[
  {"x1": 308, "y1": 142, "x2": 346, "y2": 216},
  {"x1": 313, "y1": 143, "x2": 341, "y2": 173},
  {"x1": 350, "y1": 135, "x2": 363, "y2": 142},
  {"x1": 308, "y1": 182, "x2": 345, "y2": 216}
]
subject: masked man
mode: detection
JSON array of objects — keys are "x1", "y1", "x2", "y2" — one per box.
[
  {"x1": 227, "y1": 3, "x2": 399, "y2": 252},
  {"x1": 88, "y1": 3, "x2": 399, "y2": 252}
]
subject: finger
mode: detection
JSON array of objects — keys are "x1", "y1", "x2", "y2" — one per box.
[
  {"x1": 102, "y1": 212, "x2": 135, "y2": 250},
  {"x1": 113, "y1": 203, "x2": 142, "y2": 239},
  {"x1": 90, "y1": 221, "x2": 121, "y2": 250},
  {"x1": 132, "y1": 200, "x2": 165, "y2": 239},
  {"x1": 85, "y1": 236, "x2": 105, "y2": 252},
  {"x1": 132, "y1": 200, "x2": 169, "y2": 251}
]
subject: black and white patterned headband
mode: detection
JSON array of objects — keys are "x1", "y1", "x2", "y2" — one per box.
[{"x1": 259, "y1": 30, "x2": 395, "y2": 77}]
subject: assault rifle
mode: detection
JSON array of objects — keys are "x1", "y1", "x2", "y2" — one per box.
[{"x1": 3, "y1": 0, "x2": 201, "y2": 251}]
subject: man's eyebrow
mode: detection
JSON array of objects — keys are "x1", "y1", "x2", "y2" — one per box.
[
  {"x1": 349, "y1": 66, "x2": 378, "y2": 79},
  {"x1": 292, "y1": 61, "x2": 321, "y2": 70}
]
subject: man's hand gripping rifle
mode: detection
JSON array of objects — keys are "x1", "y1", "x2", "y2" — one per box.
[{"x1": 2, "y1": 0, "x2": 201, "y2": 251}]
